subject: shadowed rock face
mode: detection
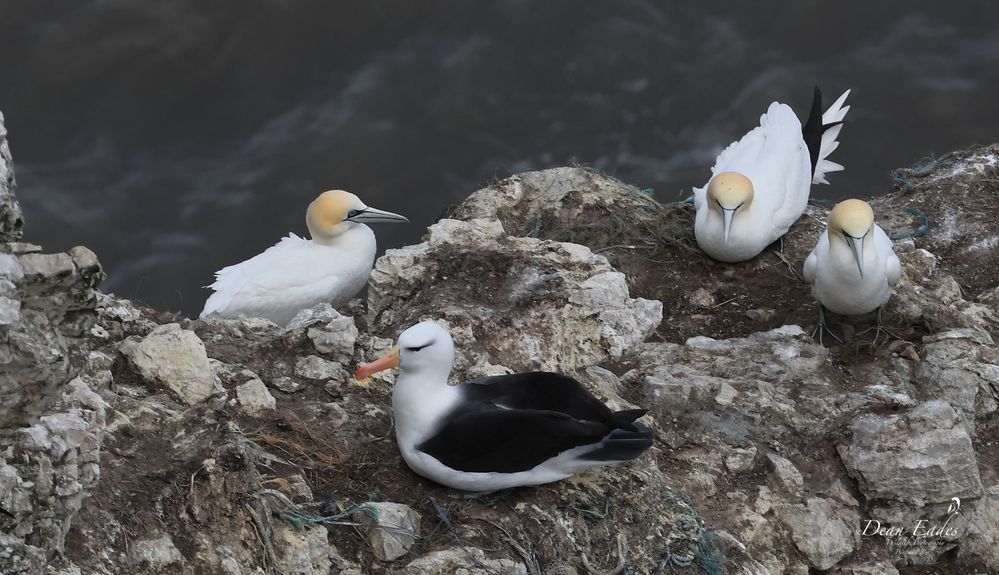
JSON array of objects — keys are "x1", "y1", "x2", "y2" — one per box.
[
  {"x1": 0, "y1": 113, "x2": 107, "y2": 574},
  {"x1": 4, "y1": 102, "x2": 999, "y2": 574},
  {"x1": 0, "y1": 112, "x2": 23, "y2": 241}
]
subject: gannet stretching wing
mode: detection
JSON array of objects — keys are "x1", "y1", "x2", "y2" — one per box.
[
  {"x1": 803, "y1": 199, "x2": 901, "y2": 343},
  {"x1": 694, "y1": 87, "x2": 851, "y2": 262},
  {"x1": 200, "y1": 190, "x2": 408, "y2": 326},
  {"x1": 355, "y1": 320, "x2": 654, "y2": 492}
]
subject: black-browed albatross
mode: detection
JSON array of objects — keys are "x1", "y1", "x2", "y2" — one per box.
[{"x1": 355, "y1": 320, "x2": 654, "y2": 491}]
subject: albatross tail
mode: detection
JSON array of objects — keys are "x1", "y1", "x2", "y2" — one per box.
[
  {"x1": 802, "y1": 87, "x2": 852, "y2": 185},
  {"x1": 580, "y1": 424, "x2": 654, "y2": 462},
  {"x1": 580, "y1": 408, "x2": 654, "y2": 463}
]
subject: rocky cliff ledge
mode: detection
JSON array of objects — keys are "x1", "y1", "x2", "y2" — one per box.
[{"x1": 1, "y1": 108, "x2": 998, "y2": 574}]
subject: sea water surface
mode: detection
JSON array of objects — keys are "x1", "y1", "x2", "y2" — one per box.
[{"x1": 1, "y1": 1, "x2": 997, "y2": 315}]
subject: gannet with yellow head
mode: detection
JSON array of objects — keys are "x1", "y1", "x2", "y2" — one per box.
[
  {"x1": 200, "y1": 190, "x2": 408, "y2": 326},
  {"x1": 803, "y1": 199, "x2": 901, "y2": 343},
  {"x1": 694, "y1": 87, "x2": 851, "y2": 262}
]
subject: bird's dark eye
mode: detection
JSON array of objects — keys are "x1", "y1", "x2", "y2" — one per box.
[
  {"x1": 347, "y1": 209, "x2": 360, "y2": 218},
  {"x1": 405, "y1": 342, "x2": 432, "y2": 352}
]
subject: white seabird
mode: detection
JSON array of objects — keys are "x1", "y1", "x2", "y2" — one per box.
[
  {"x1": 803, "y1": 199, "x2": 901, "y2": 343},
  {"x1": 694, "y1": 87, "x2": 852, "y2": 262},
  {"x1": 354, "y1": 320, "x2": 654, "y2": 492},
  {"x1": 200, "y1": 190, "x2": 408, "y2": 326}
]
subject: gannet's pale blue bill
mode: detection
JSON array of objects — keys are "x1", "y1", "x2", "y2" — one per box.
[
  {"x1": 348, "y1": 207, "x2": 409, "y2": 224},
  {"x1": 845, "y1": 234, "x2": 865, "y2": 277},
  {"x1": 722, "y1": 208, "x2": 736, "y2": 243}
]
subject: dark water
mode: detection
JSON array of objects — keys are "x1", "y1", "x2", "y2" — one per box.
[{"x1": 2, "y1": 1, "x2": 998, "y2": 316}]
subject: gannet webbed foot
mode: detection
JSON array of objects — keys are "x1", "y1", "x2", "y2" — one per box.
[{"x1": 811, "y1": 305, "x2": 842, "y2": 346}]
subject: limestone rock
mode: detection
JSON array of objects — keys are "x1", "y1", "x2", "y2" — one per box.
[
  {"x1": 0, "y1": 533, "x2": 45, "y2": 575},
  {"x1": 829, "y1": 561, "x2": 900, "y2": 575},
  {"x1": 120, "y1": 323, "x2": 216, "y2": 405},
  {"x1": 778, "y1": 497, "x2": 859, "y2": 570},
  {"x1": 449, "y1": 166, "x2": 660, "y2": 238},
  {"x1": 916, "y1": 334, "x2": 999, "y2": 426},
  {"x1": 196, "y1": 313, "x2": 282, "y2": 341},
  {"x1": 285, "y1": 303, "x2": 359, "y2": 359},
  {"x1": 767, "y1": 453, "x2": 804, "y2": 494},
  {"x1": 715, "y1": 381, "x2": 738, "y2": 405},
  {"x1": 271, "y1": 376, "x2": 303, "y2": 393},
  {"x1": 725, "y1": 447, "x2": 758, "y2": 473},
  {"x1": 294, "y1": 355, "x2": 346, "y2": 380},
  {"x1": 353, "y1": 502, "x2": 422, "y2": 561},
  {"x1": 368, "y1": 217, "x2": 661, "y2": 374},
  {"x1": 0, "y1": 117, "x2": 106, "y2": 573},
  {"x1": 838, "y1": 401, "x2": 984, "y2": 506},
  {"x1": 955, "y1": 484, "x2": 999, "y2": 570},
  {"x1": 273, "y1": 525, "x2": 332, "y2": 575},
  {"x1": 0, "y1": 111, "x2": 23, "y2": 241},
  {"x1": 235, "y1": 378, "x2": 276, "y2": 415},
  {"x1": 126, "y1": 533, "x2": 185, "y2": 568},
  {"x1": 403, "y1": 546, "x2": 525, "y2": 575},
  {"x1": 1, "y1": 247, "x2": 103, "y2": 427}
]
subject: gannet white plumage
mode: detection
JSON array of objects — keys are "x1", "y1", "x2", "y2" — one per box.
[
  {"x1": 200, "y1": 190, "x2": 408, "y2": 326},
  {"x1": 354, "y1": 320, "x2": 654, "y2": 492},
  {"x1": 803, "y1": 199, "x2": 901, "y2": 343},
  {"x1": 694, "y1": 88, "x2": 851, "y2": 262}
]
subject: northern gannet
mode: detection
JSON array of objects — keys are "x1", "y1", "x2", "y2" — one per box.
[
  {"x1": 354, "y1": 320, "x2": 654, "y2": 492},
  {"x1": 694, "y1": 88, "x2": 852, "y2": 261},
  {"x1": 803, "y1": 199, "x2": 901, "y2": 343},
  {"x1": 200, "y1": 190, "x2": 408, "y2": 326}
]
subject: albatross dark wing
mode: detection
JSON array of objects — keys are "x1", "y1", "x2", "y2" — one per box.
[
  {"x1": 417, "y1": 405, "x2": 616, "y2": 473},
  {"x1": 461, "y1": 372, "x2": 639, "y2": 425}
]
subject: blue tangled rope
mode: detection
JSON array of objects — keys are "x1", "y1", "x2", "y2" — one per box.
[
  {"x1": 890, "y1": 156, "x2": 956, "y2": 188},
  {"x1": 890, "y1": 207, "x2": 931, "y2": 240},
  {"x1": 280, "y1": 501, "x2": 378, "y2": 529}
]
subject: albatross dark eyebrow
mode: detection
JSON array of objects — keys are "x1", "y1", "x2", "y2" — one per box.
[{"x1": 405, "y1": 341, "x2": 434, "y2": 352}]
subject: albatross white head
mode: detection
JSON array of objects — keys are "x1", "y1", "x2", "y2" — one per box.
[
  {"x1": 707, "y1": 172, "x2": 755, "y2": 242},
  {"x1": 828, "y1": 199, "x2": 874, "y2": 277},
  {"x1": 354, "y1": 320, "x2": 455, "y2": 384},
  {"x1": 354, "y1": 321, "x2": 459, "y2": 442},
  {"x1": 306, "y1": 190, "x2": 409, "y2": 245}
]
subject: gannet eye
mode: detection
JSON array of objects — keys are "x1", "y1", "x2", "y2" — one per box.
[{"x1": 347, "y1": 209, "x2": 361, "y2": 218}]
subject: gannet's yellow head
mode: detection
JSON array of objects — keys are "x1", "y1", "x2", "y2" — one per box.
[
  {"x1": 828, "y1": 199, "x2": 875, "y2": 276},
  {"x1": 305, "y1": 190, "x2": 409, "y2": 243},
  {"x1": 707, "y1": 172, "x2": 754, "y2": 242}
]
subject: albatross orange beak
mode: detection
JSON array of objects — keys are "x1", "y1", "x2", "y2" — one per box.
[{"x1": 354, "y1": 346, "x2": 400, "y2": 382}]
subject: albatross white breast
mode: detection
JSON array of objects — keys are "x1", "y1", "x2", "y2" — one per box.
[
  {"x1": 694, "y1": 87, "x2": 851, "y2": 262},
  {"x1": 803, "y1": 199, "x2": 901, "y2": 344},
  {"x1": 354, "y1": 320, "x2": 654, "y2": 492},
  {"x1": 200, "y1": 190, "x2": 408, "y2": 326}
]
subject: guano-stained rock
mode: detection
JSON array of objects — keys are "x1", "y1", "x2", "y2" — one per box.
[{"x1": 368, "y1": 217, "x2": 662, "y2": 375}]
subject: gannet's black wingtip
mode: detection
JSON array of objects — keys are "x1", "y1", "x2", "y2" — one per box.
[{"x1": 803, "y1": 86, "x2": 825, "y2": 176}]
